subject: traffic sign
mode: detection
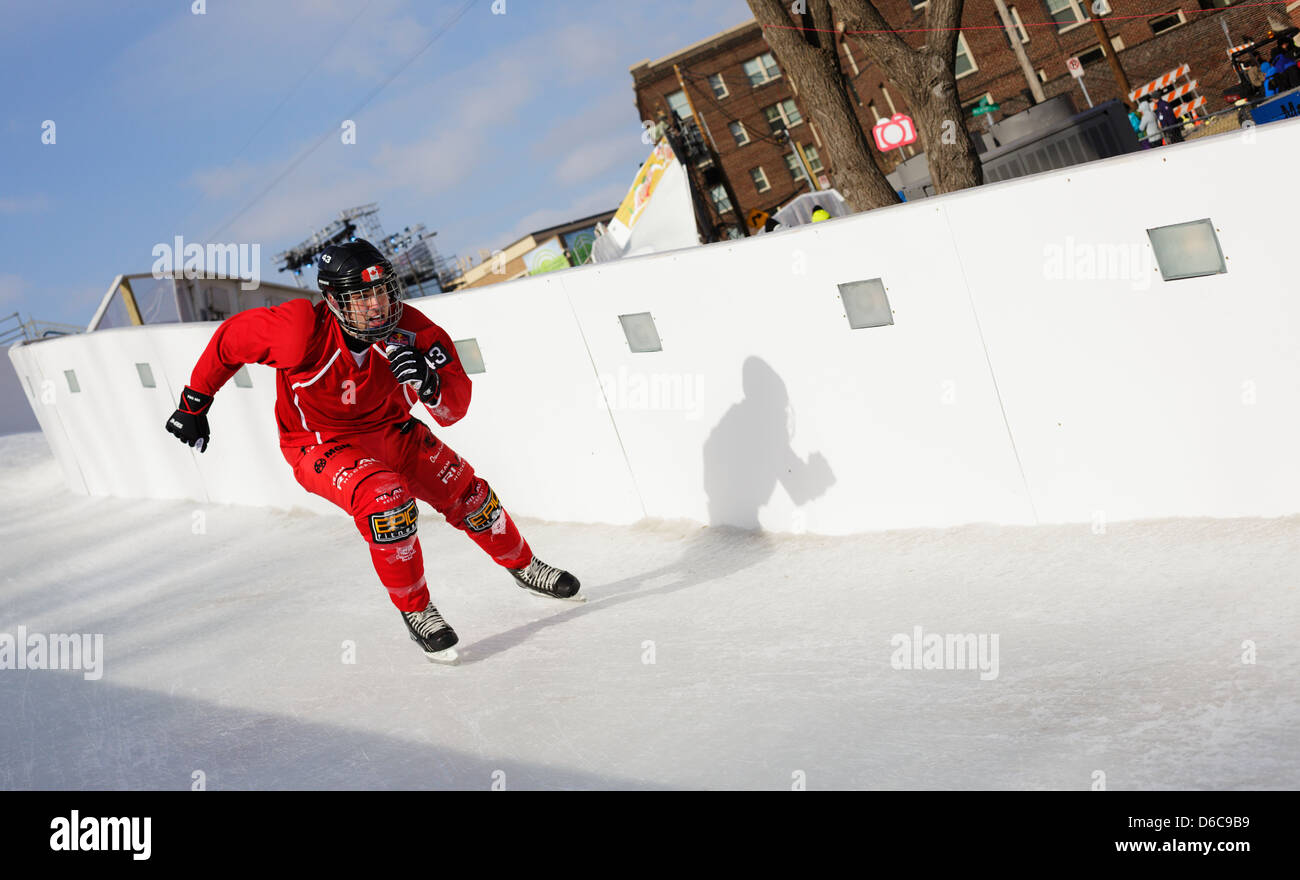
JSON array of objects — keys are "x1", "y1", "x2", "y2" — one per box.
[
  {"x1": 970, "y1": 103, "x2": 1001, "y2": 117},
  {"x1": 747, "y1": 208, "x2": 770, "y2": 229},
  {"x1": 1067, "y1": 56, "x2": 1085, "y2": 78}
]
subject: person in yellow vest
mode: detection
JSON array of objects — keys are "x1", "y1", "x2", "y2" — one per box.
[{"x1": 810, "y1": 204, "x2": 831, "y2": 223}]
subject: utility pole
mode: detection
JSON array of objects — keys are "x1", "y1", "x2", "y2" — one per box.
[
  {"x1": 794, "y1": 141, "x2": 822, "y2": 190},
  {"x1": 662, "y1": 115, "x2": 720, "y2": 244},
  {"x1": 674, "y1": 63, "x2": 749, "y2": 237},
  {"x1": 993, "y1": 0, "x2": 1046, "y2": 104},
  {"x1": 1089, "y1": 7, "x2": 1133, "y2": 108}
]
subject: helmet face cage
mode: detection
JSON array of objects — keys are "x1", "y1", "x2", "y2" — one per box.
[{"x1": 323, "y1": 274, "x2": 405, "y2": 342}]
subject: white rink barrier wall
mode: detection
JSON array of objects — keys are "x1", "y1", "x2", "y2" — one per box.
[{"x1": 12, "y1": 118, "x2": 1300, "y2": 535}]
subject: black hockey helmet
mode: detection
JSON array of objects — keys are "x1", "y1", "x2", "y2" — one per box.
[{"x1": 315, "y1": 238, "x2": 404, "y2": 341}]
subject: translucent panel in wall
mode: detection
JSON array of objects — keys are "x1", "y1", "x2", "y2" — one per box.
[
  {"x1": 454, "y1": 338, "x2": 486, "y2": 374},
  {"x1": 94, "y1": 288, "x2": 136, "y2": 331},
  {"x1": 619, "y1": 312, "x2": 663, "y2": 353},
  {"x1": 130, "y1": 278, "x2": 182, "y2": 325},
  {"x1": 837, "y1": 279, "x2": 894, "y2": 330},
  {"x1": 1146, "y1": 219, "x2": 1227, "y2": 281}
]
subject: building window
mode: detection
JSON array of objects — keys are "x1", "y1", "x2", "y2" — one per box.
[
  {"x1": 743, "y1": 52, "x2": 781, "y2": 87},
  {"x1": 1149, "y1": 11, "x2": 1186, "y2": 34},
  {"x1": 910, "y1": 0, "x2": 928, "y2": 8},
  {"x1": 750, "y1": 166, "x2": 771, "y2": 193},
  {"x1": 1037, "y1": 68, "x2": 1048, "y2": 82},
  {"x1": 1045, "y1": 0, "x2": 1081, "y2": 27},
  {"x1": 954, "y1": 33, "x2": 977, "y2": 79},
  {"x1": 709, "y1": 184, "x2": 733, "y2": 214},
  {"x1": 784, "y1": 148, "x2": 822, "y2": 182},
  {"x1": 708, "y1": 73, "x2": 728, "y2": 99},
  {"x1": 1045, "y1": 0, "x2": 1108, "y2": 31},
  {"x1": 666, "y1": 89, "x2": 692, "y2": 120},
  {"x1": 1076, "y1": 36, "x2": 1124, "y2": 66},
  {"x1": 729, "y1": 120, "x2": 750, "y2": 146},
  {"x1": 764, "y1": 98, "x2": 803, "y2": 133},
  {"x1": 723, "y1": 225, "x2": 744, "y2": 240}
]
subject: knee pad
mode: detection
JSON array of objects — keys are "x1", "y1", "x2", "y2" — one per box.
[
  {"x1": 356, "y1": 474, "x2": 419, "y2": 545},
  {"x1": 455, "y1": 477, "x2": 503, "y2": 534}
]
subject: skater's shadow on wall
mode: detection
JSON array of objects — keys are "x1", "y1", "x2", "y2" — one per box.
[
  {"x1": 704, "y1": 356, "x2": 835, "y2": 530},
  {"x1": 466, "y1": 356, "x2": 834, "y2": 663}
]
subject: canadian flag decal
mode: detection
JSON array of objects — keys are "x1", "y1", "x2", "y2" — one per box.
[{"x1": 362, "y1": 265, "x2": 384, "y2": 282}]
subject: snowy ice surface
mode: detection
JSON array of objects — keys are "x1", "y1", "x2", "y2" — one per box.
[{"x1": 0, "y1": 432, "x2": 1296, "y2": 790}]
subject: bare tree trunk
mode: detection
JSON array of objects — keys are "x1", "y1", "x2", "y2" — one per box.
[
  {"x1": 747, "y1": 0, "x2": 900, "y2": 212},
  {"x1": 835, "y1": 0, "x2": 983, "y2": 193}
]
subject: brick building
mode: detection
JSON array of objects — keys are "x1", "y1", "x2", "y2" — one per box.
[{"x1": 629, "y1": 1, "x2": 1300, "y2": 235}]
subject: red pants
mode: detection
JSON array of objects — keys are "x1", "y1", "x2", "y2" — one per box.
[{"x1": 282, "y1": 419, "x2": 532, "y2": 612}]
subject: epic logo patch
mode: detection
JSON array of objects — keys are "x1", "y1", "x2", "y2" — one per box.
[
  {"x1": 464, "y1": 487, "x2": 501, "y2": 533},
  {"x1": 313, "y1": 458, "x2": 327, "y2": 473},
  {"x1": 369, "y1": 499, "x2": 418, "y2": 544}
]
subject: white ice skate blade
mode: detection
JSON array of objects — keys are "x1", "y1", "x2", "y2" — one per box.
[
  {"x1": 423, "y1": 646, "x2": 460, "y2": 665},
  {"x1": 524, "y1": 590, "x2": 586, "y2": 603}
]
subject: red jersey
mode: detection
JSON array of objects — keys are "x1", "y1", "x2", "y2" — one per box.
[{"x1": 188, "y1": 299, "x2": 471, "y2": 447}]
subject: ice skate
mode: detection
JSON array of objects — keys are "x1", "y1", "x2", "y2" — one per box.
[
  {"x1": 401, "y1": 601, "x2": 460, "y2": 664},
  {"x1": 510, "y1": 556, "x2": 583, "y2": 601}
]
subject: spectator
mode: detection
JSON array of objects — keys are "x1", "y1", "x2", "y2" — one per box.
[
  {"x1": 1137, "y1": 98, "x2": 1161, "y2": 148},
  {"x1": 1260, "y1": 57, "x2": 1279, "y2": 97},
  {"x1": 1267, "y1": 47, "x2": 1300, "y2": 93},
  {"x1": 810, "y1": 204, "x2": 831, "y2": 223},
  {"x1": 1128, "y1": 105, "x2": 1143, "y2": 139},
  {"x1": 1242, "y1": 52, "x2": 1266, "y2": 95},
  {"x1": 1154, "y1": 90, "x2": 1183, "y2": 143},
  {"x1": 1277, "y1": 34, "x2": 1299, "y2": 63}
]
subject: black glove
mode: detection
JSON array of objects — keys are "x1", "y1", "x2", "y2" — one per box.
[
  {"x1": 387, "y1": 345, "x2": 440, "y2": 404},
  {"x1": 165, "y1": 386, "x2": 213, "y2": 452}
]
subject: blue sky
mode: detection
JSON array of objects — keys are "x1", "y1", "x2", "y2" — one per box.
[{"x1": 0, "y1": 0, "x2": 752, "y2": 329}]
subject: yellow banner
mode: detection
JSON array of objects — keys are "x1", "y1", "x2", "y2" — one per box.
[{"x1": 609, "y1": 138, "x2": 676, "y2": 243}]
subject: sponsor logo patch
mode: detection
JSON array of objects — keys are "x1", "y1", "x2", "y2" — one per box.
[
  {"x1": 386, "y1": 328, "x2": 416, "y2": 349},
  {"x1": 332, "y1": 457, "x2": 380, "y2": 492},
  {"x1": 374, "y1": 486, "x2": 405, "y2": 507},
  {"x1": 369, "y1": 499, "x2": 418, "y2": 544},
  {"x1": 436, "y1": 453, "x2": 464, "y2": 485},
  {"x1": 313, "y1": 458, "x2": 327, "y2": 474},
  {"x1": 464, "y1": 487, "x2": 501, "y2": 533},
  {"x1": 362, "y1": 265, "x2": 384, "y2": 282}
]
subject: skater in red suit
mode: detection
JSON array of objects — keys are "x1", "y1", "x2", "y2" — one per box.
[{"x1": 164, "y1": 238, "x2": 579, "y2": 663}]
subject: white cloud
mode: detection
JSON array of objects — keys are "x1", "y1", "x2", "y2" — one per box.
[{"x1": 554, "y1": 133, "x2": 639, "y2": 185}]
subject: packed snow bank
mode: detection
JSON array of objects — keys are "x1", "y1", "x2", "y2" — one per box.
[{"x1": 0, "y1": 433, "x2": 1295, "y2": 789}]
